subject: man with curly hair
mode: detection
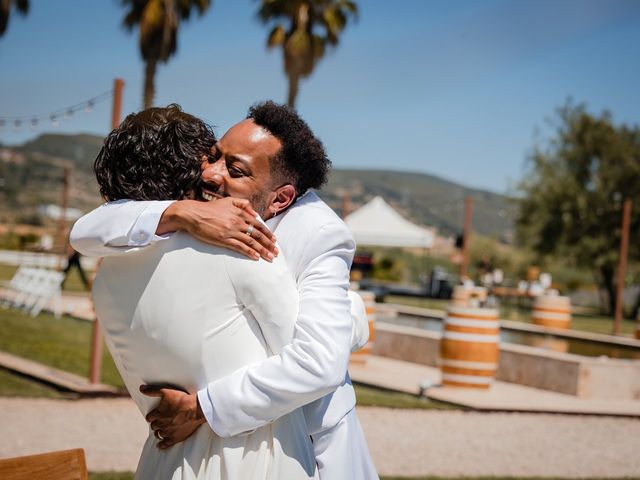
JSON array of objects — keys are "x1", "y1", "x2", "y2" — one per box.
[
  {"x1": 71, "y1": 101, "x2": 378, "y2": 479},
  {"x1": 86, "y1": 104, "x2": 318, "y2": 479}
]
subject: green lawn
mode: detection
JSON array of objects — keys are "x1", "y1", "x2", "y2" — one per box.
[
  {"x1": 0, "y1": 367, "x2": 67, "y2": 398},
  {"x1": 354, "y1": 383, "x2": 457, "y2": 410},
  {"x1": 0, "y1": 307, "x2": 124, "y2": 388},
  {"x1": 89, "y1": 474, "x2": 623, "y2": 480},
  {"x1": 0, "y1": 307, "x2": 451, "y2": 410},
  {"x1": 386, "y1": 295, "x2": 637, "y2": 337}
]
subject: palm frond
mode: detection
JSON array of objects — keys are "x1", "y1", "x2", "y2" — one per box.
[{"x1": 267, "y1": 24, "x2": 285, "y2": 48}]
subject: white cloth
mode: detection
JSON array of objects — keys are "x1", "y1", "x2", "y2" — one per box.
[
  {"x1": 312, "y1": 408, "x2": 379, "y2": 480},
  {"x1": 71, "y1": 192, "x2": 377, "y2": 478},
  {"x1": 93, "y1": 232, "x2": 316, "y2": 479}
]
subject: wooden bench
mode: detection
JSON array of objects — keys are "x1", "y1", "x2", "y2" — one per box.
[{"x1": 0, "y1": 448, "x2": 88, "y2": 480}]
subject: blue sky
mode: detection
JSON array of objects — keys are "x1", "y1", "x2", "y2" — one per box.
[{"x1": 1, "y1": 0, "x2": 639, "y2": 193}]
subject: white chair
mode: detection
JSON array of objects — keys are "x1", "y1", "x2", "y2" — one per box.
[{"x1": 2, "y1": 265, "x2": 64, "y2": 317}]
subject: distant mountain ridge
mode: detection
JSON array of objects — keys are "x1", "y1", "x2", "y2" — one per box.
[{"x1": 2, "y1": 133, "x2": 515, "y2": 239}]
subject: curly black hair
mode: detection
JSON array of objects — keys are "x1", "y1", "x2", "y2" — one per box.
[
  {"x1": 247, "y1": 101, "x2": 331, "y2": 195},
  {"x1": 94, "y1": 104, "x2": 216, "y2": 201}
]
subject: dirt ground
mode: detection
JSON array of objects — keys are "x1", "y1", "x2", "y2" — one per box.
[{"x1": 1, "y1": 397, "x2": 639, "y2": 478}]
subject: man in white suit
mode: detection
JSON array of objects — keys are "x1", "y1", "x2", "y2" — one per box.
[{"x1": 71, "y1": 101, "x2": 378, "y2": 479}]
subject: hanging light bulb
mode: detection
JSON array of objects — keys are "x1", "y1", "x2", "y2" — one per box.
[
  {"x1": 64, "y1": 109, "x2": 73, "y2": 120},
  {"x1": 85, "y1": 100, "x2": 94, "y2": 113},
  {"x1": 14, "y1": 120, "x2": 21, "y2": 131},
  {"x1": 31, "y1": 118, "x2": 39, "y2": 130},
  {"x1": 51, "y1": 115, "x2": 60, "y2": 128},
  {"x1": 0, "y1": 119, "x2": 5, "y2": 130}
]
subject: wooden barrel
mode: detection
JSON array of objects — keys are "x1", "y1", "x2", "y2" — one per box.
[
  {"x1": 452, "y1": 286, "x2": 487, "y2": 307},
  {"x1": 532, "y1": 295, "x2": 571, "y2": 329},
  {"x1": 440, "y1": 306, "x2": 500, "y2": 389},
  {"x1": 350, "y1": 291, "x2": 376, "y2": 363},
  {"x1": 529, "y1": 335, "x2": 569, "y2": 353}
]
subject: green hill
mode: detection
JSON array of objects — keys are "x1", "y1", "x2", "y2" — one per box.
[
  {"x1": 1, "y1": 134, "x2": 515, "y2": 239},
  {"x1": 18, "y1": 133, "x2": 104, "y2": 171},
  {"x1": 320, "y1": 169, "x2": 515, "y2": 239}
]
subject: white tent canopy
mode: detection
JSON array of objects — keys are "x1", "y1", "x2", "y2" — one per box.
[{"x1": 344, "y1": 196, "x2": 434, "y2": 248}]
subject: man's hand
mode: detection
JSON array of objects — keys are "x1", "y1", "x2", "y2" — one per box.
[
  {"x1": 141, "y1": 385, "x2": 207, "y2": 450},
  {"x1": 157, "y1": 198, "x2": 278, "y2": 261}
]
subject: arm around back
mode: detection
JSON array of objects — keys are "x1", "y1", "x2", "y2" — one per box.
[{"x1": 200, "y1": 220, "x2": 355, "y2": 437}]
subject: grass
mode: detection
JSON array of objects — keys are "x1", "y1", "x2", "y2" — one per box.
[
  {"x1": 89, "y1": 474, "x2": 134, "y2": 480},
  {"x1": 386, "y1": 295, "x2": 637, "y2": 337},
  {"x1": 0, "y1": 307, "x2": 454, "y2": 412},
  {"x1": 354, "y1": 383, "x2": 457, "y2": 410},
  {"x1": 0, "y1": 307, "x2": 124, "y2": 388},
  {"x1": 0, "y1": 367, "x2": 67, "y2": 398},
  {"x1": 88, "y1": 474, "x2": 625, "y2": 480}
]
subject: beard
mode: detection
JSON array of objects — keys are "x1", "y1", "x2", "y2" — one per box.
[{"x1": 248, "y1": 189, "x2": 271, "y2": 219}]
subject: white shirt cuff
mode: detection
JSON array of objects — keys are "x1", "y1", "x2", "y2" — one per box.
[
  {"x1": 127, "y1": 200, "x2": 175, "y2": 246},
  {"x1": 197, "y1": 387, "x2": 223, "y2": 436}
]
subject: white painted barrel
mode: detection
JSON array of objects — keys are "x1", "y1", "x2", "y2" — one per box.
[
  {"x1": 440, "y1": 306, "x2": 500, "y2": 389},
  {"x1": 532, "y1": 295, "x2": 572, "y2": 329}
]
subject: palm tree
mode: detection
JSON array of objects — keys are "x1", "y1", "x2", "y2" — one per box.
[
  {"x1": 0, "y1": 0, "x2": 29, "y2": 39},
  {"x1": 121, "y1": 0, "x2": 211, "y2": 109},
  {"x1": 258, "y1": 0, "x2": 358, "y2": 109}
]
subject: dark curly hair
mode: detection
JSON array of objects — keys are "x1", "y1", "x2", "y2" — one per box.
[
  {"x1": 94, "y1": 104, "x2": 216, "y2": 201},
  {"x1": 247, "y1": 101, "x2": 331, "y2": 195}
]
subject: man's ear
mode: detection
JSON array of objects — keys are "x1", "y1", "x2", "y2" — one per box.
[{"x1": 268, "y1": 184, "x2": 297, "y2": 218}]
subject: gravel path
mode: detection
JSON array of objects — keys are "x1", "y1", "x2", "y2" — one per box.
[{"x1": 1, "y1": 397, "x2": 639, "y2": 477}]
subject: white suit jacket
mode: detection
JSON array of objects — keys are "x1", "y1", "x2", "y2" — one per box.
[
  {"x1": 70, "y1": 192, "x2": 364, "y2": 436},
  {"x1": 93, "y1": 233, "x2": 317, "y2": 478}
]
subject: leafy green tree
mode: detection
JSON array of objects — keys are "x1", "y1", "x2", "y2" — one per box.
[
  {"x1": 258, "y1": 0, "x2": 358, "y2": 108},
  {"x1": 121, "y1": 0, "x2": 211, "y2": 109},
  {"x1": 517, "y1": 102, "x2": 640, "y2": 316},
  {"x1": 0, "y1": 0, "x2": 29, "y2": 38}
]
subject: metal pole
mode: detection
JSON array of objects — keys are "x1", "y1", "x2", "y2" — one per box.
[
  {"x1": 56, "y1": 166, "x2": 71, "y2": 270},
  {"x1": 341, "y1": 191, "x2": 352, "y2": 219},
  {"x1": 89, "y1": 78, "x2": 125, "y2": 384},
  {"x1": 613, "y1": 199, "x2": 632, "y2": 335},
  {"x1": 459, "y1": 196, "x2": 473, "y2": 281}
]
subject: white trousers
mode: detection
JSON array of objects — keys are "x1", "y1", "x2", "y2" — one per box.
[{"x1": 311, "y1": 408, "x2": 378, "y2": 480}]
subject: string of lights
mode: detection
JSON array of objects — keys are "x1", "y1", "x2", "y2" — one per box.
[{"x1": 0, "y1": 89, "x2": 114, "y2": 132}]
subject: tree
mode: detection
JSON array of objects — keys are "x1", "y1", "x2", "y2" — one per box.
[
  {"x1": 258, "y1": 0, "x2": 358, "y2": 109},
  {"x1": 517, "y1": 101, "x2": 640, "y2": 315},
  {"x1": 0, "y1": 0, "x2": 29, "y2": 38},
  {"x1": 121, "y1": 0, "x2": 211, "y2": 109}
]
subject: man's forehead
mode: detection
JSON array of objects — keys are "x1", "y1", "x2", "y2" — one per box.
[
  {"x1": 248, "y1": 124, "x2": 272, "y2": 143},
  {"x1": 218, "y1": 119, "x2": 280, "y2": 153}
]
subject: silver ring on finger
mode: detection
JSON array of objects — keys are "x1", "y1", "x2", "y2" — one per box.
[{"x1": 245, "y1": 224, "x2": 255, "y2": 237}]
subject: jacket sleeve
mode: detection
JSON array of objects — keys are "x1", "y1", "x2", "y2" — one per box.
[
  {"x1": 197, "y1": 222, "x2": 355, "y2": 437},
  {"x1": 69, "y1": 200, "x2": 174, "y2": 257},
  {"x1": 348, "y1": 290, "x2": 370, "y2": 352}
]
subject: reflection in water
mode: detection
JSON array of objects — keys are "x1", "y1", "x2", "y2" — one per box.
[{"x1": 382, "y1": 314, "x2": 640, "y2": 360}]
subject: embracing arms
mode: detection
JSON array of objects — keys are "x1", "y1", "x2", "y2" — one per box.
[{"x1": 70, "y1": 198, "x2": 278, "y2": 261}]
